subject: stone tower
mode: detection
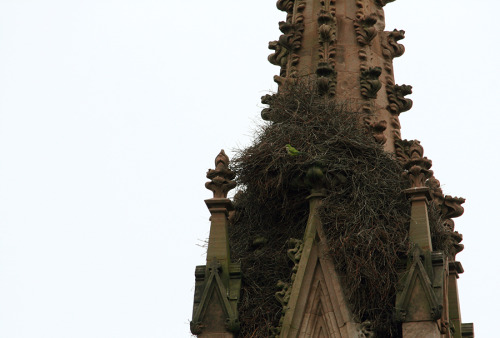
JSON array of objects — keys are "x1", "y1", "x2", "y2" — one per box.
[{"x1": 190, "y1": 1, "x2": 473, "y2": 337}]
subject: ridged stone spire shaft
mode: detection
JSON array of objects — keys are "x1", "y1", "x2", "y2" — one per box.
[{"x1": 266, "y1": 0, "x2": 412, "y2": 153}]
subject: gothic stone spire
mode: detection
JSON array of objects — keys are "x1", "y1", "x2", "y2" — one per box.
[{"x1": 266, "y1": 0, "x2": 412, "y2": 153}]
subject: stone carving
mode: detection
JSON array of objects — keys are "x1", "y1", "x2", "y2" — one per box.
[
  {"x1": 426, "y1": 176, "x2": 465, "y2": 229},
  {"x1": 268, "y1": 22, "x2": 304, "y2": 82},
  {"x1": 261, "y1": 93, "x2": 276, "y2": 121},
  {"x1": 272, "y1": 237, "x2": 304, "y2": 337},
  {"x1": 355, "y1": 14, "x2": 378, "y2": 46},
  {"x1": 441, "y1": 196, "x2": 465, "y2": 222},
  {"x1": 305, "y1": 165, "x2": 327, "y2": 194},
  {"x1": 381, "y1": 30, "x2": 406, "y2": 140},
  {"x1": 395, "y1": 140, "x2": 433, "y2": 188},
  {"x1": 205, "y1": 150, "x2": 237, "y2": 198},
  {"x1": 360, "y1": 67, "x2": 382, "y2": 99},
  {"x1": 355, "y1": 0, "x2": 369, "y2": 75},
  {"x1": 277, "y1": 0, "x2": 295, "y2": 22},
  {"x1": 269, "y1": 0, "x2": 306, "y2": 87},
  {"x1": 441, "y1": 195, "x2": 466, "y2": 257},
  {"x1": 275, "y1": 280, "x2": 292, "y2": 307},
  {"x1": 268, "y1": 27, "x2": 290, "y2": 75},
  {"x1": 448, "y1": 230, "x2": 464, "y2": 258},
  {"x1": 287, "y1": 238, "x2": 304, "y2": 277},
  {"x1": 390, "y1": 116, "x2": 402, "y2": 140},
  {"x1": 316, "y1": 1, "x2": 337, "y2": 96},
  {"x1": 427, "y1": 176, "x2": 444, "y2": 204},
  {"x1": 387, "y1": 84, "x2": 413, "y2": 114},
  {"x1": 383, "y1": 29, "x2": 405, "y2": 59},
  {"x1": 426, "y1": 177, "x2": 466, "y2": 258},
  {"x1": 375, "y1": 0, "x2": 395, "y2": 7},
  {"x1": 364, "y1": 116, "x2": 387, "y2": 144},
  {"x1": 358, "y1": 48, "x2": 368, "y2": 63},
  {"x1": 358, "y1": 321, "x2": 375, "y2": 338}
]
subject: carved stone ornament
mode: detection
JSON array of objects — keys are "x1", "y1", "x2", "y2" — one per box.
[
  {"x1": 272, "y1": 237, "x2": 303, "y2": 337},
  {"x1": 387, "y1": 84, "x2": 413, "y2": 114},
  {"x1": 441, "y1": 195, "x2": 466, "y2": 221},
  {"x1": 287, "y1": 238, "x2": 304, "y2": 276},
  {"x1": 383, "y1": 29, "x2": 405, "y2": 59},
  {"x1": 364, "y1": 116, "x2": 387, "y2": 144},
  {"x1": 269, "y1": 0, "x2": 306, "y2": 88},
  {"x1": 360, "y1": 67, "x2": 382, "y2": 99},
  {"x1": 425, "y1": 176, "x2": 466, "y2": 258},
  {"x1": 354, "y1": 13, "x2": 378, "y2": 46},
  {"x1": 449, "y1": 230, "x2": 464, "y2": 258},
  {"x1": 275, "y1": 279, "x2": 292, "y2": 307},
  {"x1": 375, "y1": 0, "x2": 395, "y2": 7},
  {"x1": 277, "y1": 0, "x2": 295, "y2": 23},
  {"x1": 427, "y1": 176, "x2": 444, "y2": 205},
  {"x1": 395, "y1": 140, "x2": 433, "y2": 188},
  {"x1": 305, "y1": 165, "x2": 327, "y2": 194},
  {"x1": 261, "y1": 93, "x2": 276, "y2": 121},
  {"x1": 316, "y1": 1, "x2": 337, "y2": 97},
  {"x1": 358, "y1": 321, "x2": 375, "y2": 338},
  {"x1": 391, "y1": 116, "x2": 402, "y2": 140},
  {"x1": 205, "y1": 150, "x2": 237, "y2": 198}
]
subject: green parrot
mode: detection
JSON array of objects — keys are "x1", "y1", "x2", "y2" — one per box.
[{"x1": 285, "y1": 144, "x2": 302, "y2": 156}]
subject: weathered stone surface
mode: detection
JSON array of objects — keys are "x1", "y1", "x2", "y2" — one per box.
[{"x1": 402, "y1": 322, "x2": 441, "y2": 338}]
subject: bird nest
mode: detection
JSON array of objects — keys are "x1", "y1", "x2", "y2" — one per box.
[{"x1": 228, "y1": 82, "x2": 443, "y2": 337}]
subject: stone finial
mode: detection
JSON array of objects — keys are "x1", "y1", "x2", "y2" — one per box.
[
  {"x1": 305, "y1": 165, "x2": 327, "y2": 195},
  {"x1": 396, "y1": 140, "x2": 433, "y2": 188},
  {"x1": 205, "y1": 150, "x2": 237, "y2": 199}
]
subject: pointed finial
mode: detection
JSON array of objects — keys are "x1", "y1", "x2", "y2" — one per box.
[
  {"x1": 396, "y1": 140, "x2": 433, "y2": 188},
  {"x1": 205, "y1": 150, "x2": 236, "y2": 199}
]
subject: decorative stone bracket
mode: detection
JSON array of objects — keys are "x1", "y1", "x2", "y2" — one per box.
[{"x1": 396, "y1": 139, "x2": 433, "y2": 188}]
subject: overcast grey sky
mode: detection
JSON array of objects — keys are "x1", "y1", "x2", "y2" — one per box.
[{"x1": 0, "y1": 1, "x2": 498, "y2": 337}]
